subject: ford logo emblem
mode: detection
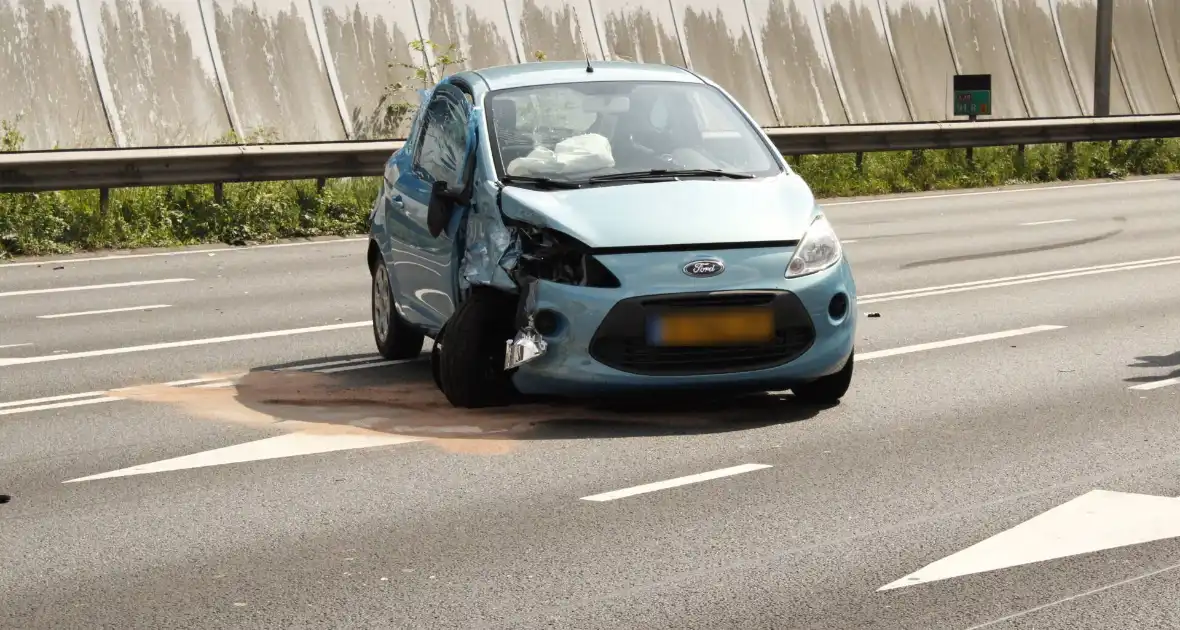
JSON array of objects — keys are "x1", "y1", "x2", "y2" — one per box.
[{"x1": 682, "y1": 259, "x2": 725, "y2": 278}]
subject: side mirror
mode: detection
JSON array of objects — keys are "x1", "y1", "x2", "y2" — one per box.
[{"x1": 426, "y1": 179, "x2": 455, "y2": 238}]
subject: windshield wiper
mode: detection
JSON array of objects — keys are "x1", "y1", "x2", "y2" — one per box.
[
  {"x1": 586, "y1": 168, "x2": 755, "y2": 183},
  {"x1": 500, "y1": 175, "x2": 582, "y2": 190}
]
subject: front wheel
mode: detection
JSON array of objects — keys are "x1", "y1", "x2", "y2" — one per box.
[
  {"x1": 372, "y1": 258, "x2": 425, "y2": 360},
  {"x1": 791, "y1": 349, "x2": 853, "y2": 404},
  {"x1": 437, "y1": 288, "x2": 518, "y2": 408}
]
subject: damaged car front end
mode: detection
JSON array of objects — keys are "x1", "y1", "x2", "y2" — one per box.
[{"x1": 367, "y1": 61, "x2": 857, "y2": 408}]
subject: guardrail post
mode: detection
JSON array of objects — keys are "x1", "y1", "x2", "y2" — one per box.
[
  {"x1": 1016, "y1": 144, "x2": 1027, "y2": 174},
  {"x1": 213, "y1": 182, "x2": 224, "y2": 204},
  {"x1": 855, "y1": 152, "x2": 864, "y2": 172},
  {"x1": 99, "y1": 187, "x2": 110, "y2": 219},
  {"x1": 966, "y1": 146, "x2": 974, "y2": 167},
  {"x1": 316, "y1": 177, "x2": 326, "y2": 193}
]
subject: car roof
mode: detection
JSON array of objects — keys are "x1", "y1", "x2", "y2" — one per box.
[{"x1": 458, "y1": 60, "x2": 704, "y2": 92}]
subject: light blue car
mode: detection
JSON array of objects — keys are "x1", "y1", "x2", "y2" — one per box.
[{"x1": 366, "y1": 60, "x2": 856, "y2": 408}]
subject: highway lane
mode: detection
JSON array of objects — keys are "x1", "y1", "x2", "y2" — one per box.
[
  {"x1": 2, "y1": 176, "x2": 1177, "y2": 402},
  {"x1": 2, "y1": 176, "x2": 1180, "y2": 629}
]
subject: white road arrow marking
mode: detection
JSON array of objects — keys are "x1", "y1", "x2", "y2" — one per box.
[
  {"x1": 879, "y1": 489, "x2": 1180, "y2": 591},
  {"x1": 64, "y1": 431, "x2": 424, "y2": 483}
]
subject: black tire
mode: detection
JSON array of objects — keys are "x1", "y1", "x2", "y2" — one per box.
[
  {"x1": 371, "y1": 255, "x2": 425, "y2": 360},
  {"x1": 437, "y1": 288, "x2": 518, "y2": 408},
  {"x1": 791, "y1": 349, "x2": 854, "y2": 404}
]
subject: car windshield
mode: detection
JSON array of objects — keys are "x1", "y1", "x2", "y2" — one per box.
[{"x1": 484, "y1": 80, "x2": 782, "y2": 185}]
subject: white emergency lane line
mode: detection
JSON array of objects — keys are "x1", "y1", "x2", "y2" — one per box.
[
  {"x1": 0, "y1": 396, "x2": 125, "y2": 415},
  {"x1": 0, "y1": 237, "x2": 366, "y2": 269},
  {"x1": 1128, "y1": 377, "x2": 1180, "y2": 391},
  {"x1": 318, "y1": 359, "x2": 417, "y2": 374},
  {"x1": 0, "y1": 390, "x2": 108, "y2": 409},
  {"x1": 0, "y1": 376, "x2": 235, "y2": 415},
  {"x1": 855, "y1": 326, "x2": 1065, "y2": 361},
  {"x1": 278, "y1": 355, "x2": 384, "y2": 371},
  {"x1": 0, "y1": 321, "x2": 371, "y2": 367},
  {"x1": 0, "y1": 343, "x2": 32, "y2": 350},
  {"x1": 1020, "y1": 218, "x2": 1075, "y2": 226},
  {"x1": 859, "y1": 254, "x2": 1180, "y2": 304},
  {"x1": 580, "y1": 464, "x2": 773, "y2": 502},
  {"x1": 0, "y1": 278, "x2": 193, "y2": 298},
  {"x1": 37, "y1": 304, "x2": 172, "y2": 319}
]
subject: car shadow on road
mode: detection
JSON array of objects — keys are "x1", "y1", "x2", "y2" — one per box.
[
  {"x1": 112, "y1": 352, "x2": 829, "y2": 450},
  {"x1": 1124, "y1": 350, "x2": 1180, "y2": 384}
]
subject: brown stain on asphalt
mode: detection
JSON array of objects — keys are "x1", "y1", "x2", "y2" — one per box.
[{"x1": 105, "y1": 369, "x2": 787, "y2": 456}]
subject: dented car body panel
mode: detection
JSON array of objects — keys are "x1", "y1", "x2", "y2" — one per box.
[
  {"x1": 497, "y1": 174, "x2": 819, "y2": 248},
  {"x1": 369, "y1": 61, "x2": 858, "y2": 401}
]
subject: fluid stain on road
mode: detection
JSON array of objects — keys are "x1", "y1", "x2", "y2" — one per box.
[{"x1": 106, "y1": 370, "x2": 801, "y2": 454}]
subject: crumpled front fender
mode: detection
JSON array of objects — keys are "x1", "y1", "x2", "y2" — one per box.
[{"x1": 458, "y1": 181, "x2": 521, "y2": 292}]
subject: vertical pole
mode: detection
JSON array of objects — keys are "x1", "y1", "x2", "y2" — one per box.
[
  {"x1": 1093, "y1": 0, "x2": 1114, "y2": 117},
  {"x1": 967, "y1": 113, "x2": 976, "y2": 165}
]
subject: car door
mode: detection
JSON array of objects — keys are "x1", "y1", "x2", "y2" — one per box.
[{"x1": 386, "y1": 81, "x2": 477, "y2": 332}]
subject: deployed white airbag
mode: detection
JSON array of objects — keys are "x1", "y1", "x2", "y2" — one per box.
[{"x1": 506, "y1": 133, "x2": 615, "y2": 177}]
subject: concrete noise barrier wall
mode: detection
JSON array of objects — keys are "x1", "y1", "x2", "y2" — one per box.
[{"x1": 2, "y1": 0, "x2": 1178, "y2": 150}]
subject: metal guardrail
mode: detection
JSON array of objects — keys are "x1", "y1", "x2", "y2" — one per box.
[{"x1": 2, "y1": 115, "x2": 1179, "y2": 194}]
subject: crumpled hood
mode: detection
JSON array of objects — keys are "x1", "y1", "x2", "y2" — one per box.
[{"x1": 498, "y1": 172, "x2": 819, "y2": 249}]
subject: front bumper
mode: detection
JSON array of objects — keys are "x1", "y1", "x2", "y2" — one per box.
[{"x1": 508, "y1": 246, "x2": 857, "y2": 396}]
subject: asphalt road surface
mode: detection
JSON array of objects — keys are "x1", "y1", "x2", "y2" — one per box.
[{"x1": 3, "y1": 175, "x2": 1180, "y2": 630}]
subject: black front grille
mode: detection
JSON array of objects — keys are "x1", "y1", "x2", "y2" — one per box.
[{"x1": 588, "y1": 290, "x2": 816, "y2": 376}]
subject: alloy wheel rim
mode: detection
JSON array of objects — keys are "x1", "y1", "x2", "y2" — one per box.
[{"x1": 373, "y1": 266, "x2": 391, "y2": 344}]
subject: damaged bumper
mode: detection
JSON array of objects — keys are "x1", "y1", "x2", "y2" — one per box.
[
  {"x1": 504, "y1": 322, "x2": 548, "y2": 370},
  {"x1": 503, "y1": 248, "x2": 858, "y2": 397}
]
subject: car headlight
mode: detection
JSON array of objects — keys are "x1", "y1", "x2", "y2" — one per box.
[{"x1": 786, "y1": 213, "x2": 842, "y2": 278}]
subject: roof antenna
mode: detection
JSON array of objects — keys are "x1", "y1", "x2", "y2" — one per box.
[{"x1": 580, "y1": 35, "x2": 593, "y2": 72}]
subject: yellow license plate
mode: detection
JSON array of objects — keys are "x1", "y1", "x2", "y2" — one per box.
[{"x1": 649, "y1": 308, "x2": 775, "y2": 347}]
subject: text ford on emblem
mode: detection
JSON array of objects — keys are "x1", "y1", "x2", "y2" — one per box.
[{"x1": 682, "y1": 259, "x2": 725, "y2": 278}]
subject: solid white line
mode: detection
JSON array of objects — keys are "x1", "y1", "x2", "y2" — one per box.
[
  {"x1": 0, "y1": 343, "x2": 32, "y2": 349},
  {"x1": 859, "y1": 256, "x2": 1180, "y2": 305},
  {"x1": 279, "y1": 355, "x2": 384, "y2": 371},
  {"x1": 842, "y1": 239, "x2": 858, "y2": 244},
  {"x1": 824, "y1": 178, "x2": 1149, "y2": 207},
  {"x1": 0, "y1": 396, "x2": 123, "y2": 416},
  {"x1": 581, "y1": 464, "x2": 773, "y2": 502},
  {"x1": 1020, "y1": 218, "x2": 1075, "y2": 226},
  {"x1": 0, "y1": 390, "x2": 109, "y2": 409},
  {"x1": 856, "y1": 325, "x2": 1066, "y2": 361},
  {"x1": 862, "y1": 255, "x2": 1180, "y2": 299},
  {"x1": 159, "y1": 376, "x2": 242, "y2": 388},
  {"x1": 37, "y1": 304, "x2": 172, "y2": 319},
  {"x1": 316, "y1": 358, "x2": 417, "y2": 373},
  {"x1": 0, "y1": 321, "x2": 371, "y2": 367},
  {"x1": 0, "y1": 237, "x2": 367, "y2": 269},
  {"x1": 0, "y1": 278, "x2": 193, "y2": 298},
  {"x1": 1128, "y1": 377, "x2": 1180, "y2": 391},
  {"x1": 193, "y1": 380, "x2": 235, "y2": 389}
]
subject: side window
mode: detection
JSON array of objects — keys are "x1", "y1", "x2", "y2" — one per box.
[{"x1": 412, "y1": 83, "x2": 473, "y2": 186}]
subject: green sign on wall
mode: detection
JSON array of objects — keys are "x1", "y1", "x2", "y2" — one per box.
[{"x1": 953, "y1": 74, "x2": 992, "y2": 118}]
